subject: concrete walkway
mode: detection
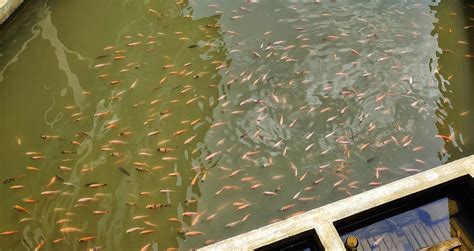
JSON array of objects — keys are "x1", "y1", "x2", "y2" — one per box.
[{"x1": 0, "y1": 0, "x2": 23, "y2": 25}]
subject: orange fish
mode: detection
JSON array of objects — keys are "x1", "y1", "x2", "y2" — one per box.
[
  {"x1": 87, "y1": 183, "x2": 107, "y2": 188},
  {"x1": 141, "y1": 243, "x2": 151, "y2": 251},
  {"x1": 0, "y1": 231, "x2": 18, "y2": 236},
  {"x1": 279, "y1": 204, "x2": 295, "y2": 212},
  {"x1": 92, "y1": 210, "x2": 110, "y2": 215},
  {"x1": 34, "y1": 240, "x2": 45, "y2": 250},
  {"x1": 185, "y1": 231, "x2": 204, "y2": 237},
  {"x1": 52, "y1": 238, "x2": 66, "y2": 244},
  {"x1": 21, "y1": 198, "x2": 39, "y2": 204},
  {"x1": 174, "y1": 129, "x2": 187, "y2": 136},
  {"x1": 140, "y1": 230, "x2": 156, "y2": 235},
  {"x1": 78, "y1": 236, "x2": 95, "y2": 242},
  {"x1": 59, "y1": 227, "x2": 83, "y2": 233},
  {"x1": 13, "y1": 205, "x2": 29, "y2": 213},
  {"x1": 10, "y1": 185, "x2": 25, "y2": 189}
]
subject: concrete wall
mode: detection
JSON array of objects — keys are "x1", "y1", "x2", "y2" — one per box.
[{"x1": 0, "y1": 0, "x2": 23, "y2": 25}]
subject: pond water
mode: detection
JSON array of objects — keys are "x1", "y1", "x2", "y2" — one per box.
[{"x1": 0, "y1": 0, "x2": 473, "y2": 250}]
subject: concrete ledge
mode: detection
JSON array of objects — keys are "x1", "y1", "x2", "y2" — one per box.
[
  {"x1": 0, "y1": 0, "x2": 23, "y2": 25},
  {"x1": 200, "y1": 155, "x2": 474, "y2": 251}
]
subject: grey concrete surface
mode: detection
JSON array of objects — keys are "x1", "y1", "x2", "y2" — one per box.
[
  {"x1": 0, "y1": 0, "x2": 23, "y2": 25},
  {"x1": 200, "y1": 155, "x2": 474, "y2": 251}
]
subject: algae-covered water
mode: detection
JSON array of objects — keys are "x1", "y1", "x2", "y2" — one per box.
[{"x1": 0, "y1": 0, "x2": 473, "y2": 250}]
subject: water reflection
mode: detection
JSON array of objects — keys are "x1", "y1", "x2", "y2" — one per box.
[
  {"x1": 341, "y1": 198, "x2": 458, "y2": 250},
  {"x1": 339, "y1": 176, "x2": 474, "y2": 250}
]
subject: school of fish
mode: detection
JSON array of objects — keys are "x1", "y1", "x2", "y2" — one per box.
[{"x1": 0, "y1": 0, "x2": 473, "y2": 250}]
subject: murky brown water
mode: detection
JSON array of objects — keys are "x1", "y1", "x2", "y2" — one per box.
[{"x1": 0, "y1": 0, "x2": 473, "y2": 250}]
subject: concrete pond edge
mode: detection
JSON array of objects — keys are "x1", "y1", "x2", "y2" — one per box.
[
  {"x1": 200, "y1": 155, "x2": 474, "y2": 251},
  {"x1": 0, "y1": 0, "x2": 23, "y2": 25}
]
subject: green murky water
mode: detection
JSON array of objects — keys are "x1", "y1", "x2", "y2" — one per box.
[{"x1": 0, "y1": 0, "x2": 473, "y2": 250}]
